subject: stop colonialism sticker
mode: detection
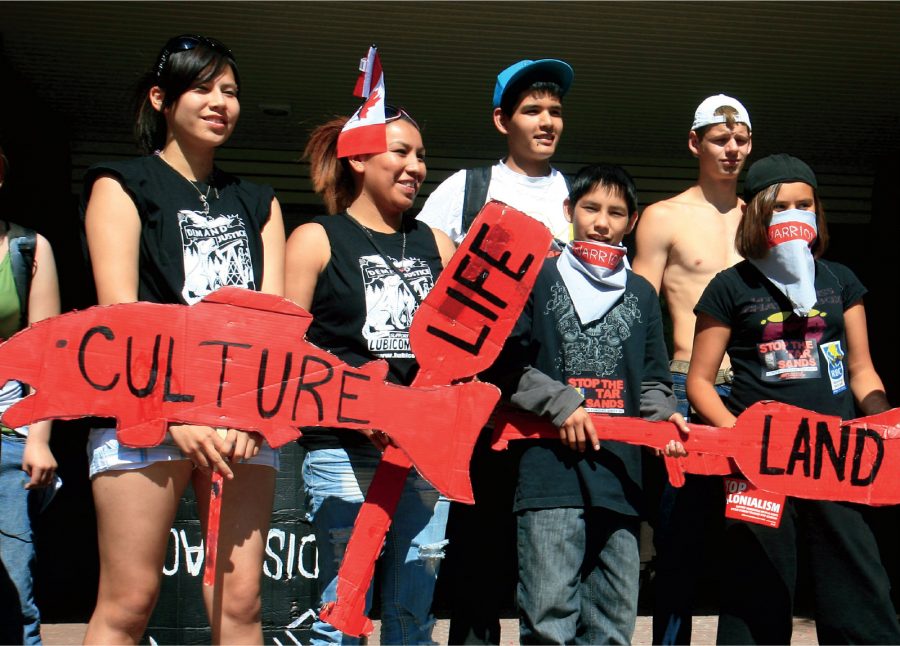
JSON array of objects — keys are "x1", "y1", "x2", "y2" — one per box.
[{"x1": 723, "y1": 476, "x2": 786, "y2": 528}]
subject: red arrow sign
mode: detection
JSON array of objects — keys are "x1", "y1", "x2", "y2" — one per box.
[
  {"x1": 319, "y1": 201, "x2": 553, "y2": 636},
  {"x1": 493, "y1": 400, "x2": 900, "y2": 505},
  {"x1": 0, "y1": 286, "x2": 501, "y2": 586}
]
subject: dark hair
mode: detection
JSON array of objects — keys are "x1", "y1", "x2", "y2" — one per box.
[
  {"x1": 134, "y1": 36, "x2": 240, "y2": 154},
  {"x1": 304, "y1": 107, "x2": 421, "y2": 215},
  {"x1": 736, "y1": 183, "x2": 829, "y2": 259},
  {"x1": 568, "y1": 164, "x2": 638, "y2": 215},
  {"x1": 0, "y1": 143, "x2": 7, "y2": 187},
  {"x1": 304, "y1": 117, "x2": 356, "y2": 215},
  {"x1": 500, "y1": 80, "x2": 563, "y2": 117},
  {"x1": 693, "y1": 105, "x2": 749, "y2": 141}
]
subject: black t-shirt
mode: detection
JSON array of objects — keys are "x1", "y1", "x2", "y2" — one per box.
[
  {"x1": 301, "y1": 213, "x2": 444, "y2": 449},
  {"x1": 695, "y1": 259, "x2": 866, "y2": 420},
  {"x1": 494, "y1": 260, "x2": 673, "y2": 516},
  {"x1": 80, "y1": 155, "x2": 274, "y2": 305}
]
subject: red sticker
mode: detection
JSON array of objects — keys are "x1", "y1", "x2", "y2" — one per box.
[{"x1": 724, "y1": 476, "x2": 785, "y2": 528}]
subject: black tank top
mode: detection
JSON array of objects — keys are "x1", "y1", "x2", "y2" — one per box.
[{"x1": 306, "y1": 212, "x2": 443, "y2": 387}]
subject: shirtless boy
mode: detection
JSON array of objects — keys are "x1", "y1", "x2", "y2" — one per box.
[{"x1": 632, "y1": 94, "x2": 752, "y2": 645}]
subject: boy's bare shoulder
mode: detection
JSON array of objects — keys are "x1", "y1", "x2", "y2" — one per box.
[{"x1": 642, "y1": 186, "x2": 709, "y2": 222}]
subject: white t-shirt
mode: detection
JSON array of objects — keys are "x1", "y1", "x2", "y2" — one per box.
[{"x1": 417, "y1": 160, "x2": 571, "y2": 244}]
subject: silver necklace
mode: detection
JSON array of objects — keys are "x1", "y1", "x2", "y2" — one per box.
[
  {"x1": 157, "y1": 151, "x2": 218, "y2": 214},
  {"x1": 345, "y1": 212, "x2": 407, "y2": 270}
]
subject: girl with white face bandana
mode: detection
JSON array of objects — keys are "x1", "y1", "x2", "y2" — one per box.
[{"x1": 687, "y1": 154, "x2": 900, "y2": 644}]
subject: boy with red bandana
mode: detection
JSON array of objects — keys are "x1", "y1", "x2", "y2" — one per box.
[{"x1": 485, "y1": 164, "x2": 687, "y2": 644}]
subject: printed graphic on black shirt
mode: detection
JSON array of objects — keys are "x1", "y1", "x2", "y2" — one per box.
[
  {"x1": 178, "y1": 209, "x2": 255, "y2": 304},
  {"x1": 568, "y1": 377, "x2": 626, "y2": 414},
  {"x1": 547, "y1": 282, "x2": 639, "y2": 415},
  {"x1": 360, "y1": 254, "x2": 435, "y2": 358},
  {"x1": 756, "y1": 309, "x2": 826, "y2": 382}
]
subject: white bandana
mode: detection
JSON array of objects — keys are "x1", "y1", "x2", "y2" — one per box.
[
  {"x1": 749, "y1": 209, "x2": 818, "y2": 316},
  {"x1": 557, "y1": 240, "x2": 629, "y2": 324}
]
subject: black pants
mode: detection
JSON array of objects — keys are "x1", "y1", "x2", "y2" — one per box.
[
  {"x1": 443, "y1": 429, "x2": 518, "y2": 645},
  {"x1": 717, "y1": 498, "x2": 900, "y2": 645},
  {"x1": 651, "y1": 474, "x2": 725, "y2": 645}
]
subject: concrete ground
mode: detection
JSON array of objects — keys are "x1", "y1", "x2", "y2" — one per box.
[{"x1": 42, "y1": 616, "x2": 820, "y2": 644}]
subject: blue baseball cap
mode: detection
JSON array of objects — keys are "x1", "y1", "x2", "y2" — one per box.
[{"x1": 492, "y1": 59, "x2": 574, "y2": 109}]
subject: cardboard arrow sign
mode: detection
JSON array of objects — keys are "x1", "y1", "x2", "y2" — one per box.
[
  {"x1": 493, "y1": 400, "x2": 900, "y2": 505},
  {"x1": 0, "y1": 287, "x2": 502, "y2": 584},
  {"x1": 319, "y1": 201, "x2": 554, "y2": 636}
]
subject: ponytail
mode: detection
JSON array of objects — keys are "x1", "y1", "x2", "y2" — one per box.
[{"x1": 304, "y1": 117, "x2": 358, "y2": 215}]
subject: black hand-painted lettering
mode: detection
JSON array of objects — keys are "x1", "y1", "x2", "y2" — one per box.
[
  {"x1": 786, "y1": 418, "x2": 811, "y2": 477},
  {"x1": 125, "y1": 334, "x2": 161, "y2": 398},
  {"x1": 200, "y1": 340, "x2": 252, "y2": 407},
  {"x1": 850, "y1": 426, "x2": 884, "y2": 486},
  {"x1": 447, "y1": 287, "x2": 500, "y2": 321},
  {"x1": 257, "y1": 349, "x2": 293, "y2": 419},
  {"x1": 163, "y1": 337, "x2": 195, "y2": 403},
  {"x1": 426, "y1": 323, "x2": 489, "y2": 356},
  {"x1": 337, "y1": 371, "x2": 370, "y2": 424},
  {"x1": 452, "y1": 256, "x2": 508, "y2": 310},
  {"x1": 814, "y1": 422, "x2": 849, "y2": 481},
  {"x1": 759, "y1": 414, "x2": 785, "y2": 475},
  {"x1": 293, "y1": 355, "x2": 334, "y2": 422},
  {"x1": 470, "y1": 223, "x2": 534, "y2": 280},
  {"x1": 78, "y1": 326, "x2": 119, "y2": 391}
]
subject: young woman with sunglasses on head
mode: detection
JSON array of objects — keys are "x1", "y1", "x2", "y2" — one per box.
[
  {"x1": 81, "y1": 35, "x2": 285, "y2": 643},
  {"x1": 285, "y1": 107, "x2": 456, "y2": 644},
  {"x1": 687, "y1": 154, "x2": 900, "y2": 644}
]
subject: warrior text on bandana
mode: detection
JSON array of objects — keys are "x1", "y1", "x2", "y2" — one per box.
[
  {"x1": 360, "y1": 254, "x2": 435, "y2": 358},
  {"x1": 768, "y1": 221, "x2": 816, "y2": 247},
  {"x1": 179, "y1": 209, "x2": 256, "y2": 304}
]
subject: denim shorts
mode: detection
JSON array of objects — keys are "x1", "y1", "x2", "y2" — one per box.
[{"x1": 87, "y1": 427, "x2": 279, "y2": 478}]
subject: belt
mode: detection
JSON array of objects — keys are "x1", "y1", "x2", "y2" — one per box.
[{"x1": 669, "y1": 359, "x2": 733, "y2": 385}]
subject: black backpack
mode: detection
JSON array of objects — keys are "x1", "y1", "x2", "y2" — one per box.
[
  {"x1": 6, "y1": 223, "x2": 37, "y2": 331},
  {"x1": 460, "y1": 165, "x2": 571, "y2": 236}
]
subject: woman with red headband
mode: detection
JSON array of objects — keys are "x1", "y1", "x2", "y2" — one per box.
[
  {"x1": 286, "y1": 104, "x2": 456, "y2": 644},
  {"x1": 81, "y1": 35, "x2": 285, "y2": 643}
]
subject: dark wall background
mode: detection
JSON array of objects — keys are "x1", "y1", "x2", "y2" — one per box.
[{"x1": 3, "y1": 22, "x2": 900, "y2": 640}]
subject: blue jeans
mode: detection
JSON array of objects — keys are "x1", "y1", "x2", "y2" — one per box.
[
  {"x1": 517, "y1": 507, "x2": 640, "y2": 645},
  {"x1": 652, "y1": 370, "x2": 730, "y2": 645},
  {"x1": 303, "y1": 445, "x2": 449, "y2": 645},
  {"x1": 0, "y1": 434, "x2": 56, "y2": 645}
]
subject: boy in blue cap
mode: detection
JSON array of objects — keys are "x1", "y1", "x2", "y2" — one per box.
[
  {"x1": 419, "y1": 58, "x2": 574, "y2": 645},
  {"x1": 418, "y1": 58, "x2": 574, "y2": 245}
]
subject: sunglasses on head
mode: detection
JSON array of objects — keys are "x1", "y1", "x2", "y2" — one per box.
[
  {"x1": 385, "y1": 105, "x2": 419, "y2": 130},
  {"x1": 155, "y1": 35, "x2": 235, "y2": 78}
]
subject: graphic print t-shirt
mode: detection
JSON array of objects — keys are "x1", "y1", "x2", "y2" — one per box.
[
  {"x1": 359, "y1": 254, "x2": 435, "y2": 359},
  {"x1": 695, "y1": 259, "x2": 865, "y2": 419},
  {"x1": 80, "y1": 156, "x2": 273, "y2": 305},
  {"x1": 306, "y1": 213, "x2": 442, "y2": 387},
  {"x1": 178, "y1": 210, "x2": 256, "y2": 304},
  {"x1": 492, "y1": 261, "x2": 673, "y2": 515},
  {"x1": 298, "y1": 213, "x2": 443, "y2": 451}
]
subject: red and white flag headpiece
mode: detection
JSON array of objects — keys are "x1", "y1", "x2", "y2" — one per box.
[{"x1": 337, "y1": 45, "x2": 387, "y2": 158}]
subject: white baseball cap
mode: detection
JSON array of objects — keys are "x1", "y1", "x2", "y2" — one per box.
[{"x1": 691, "y1": 94, "x2": 752, "y2": 132}]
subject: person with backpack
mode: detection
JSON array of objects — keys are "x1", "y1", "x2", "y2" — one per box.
[
  {"x1": 417, "y1": 58, "x2": 574, "y2": 644},
  {"x1": 0, "y1": 143, "x2": 62, "y2": 645}
]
